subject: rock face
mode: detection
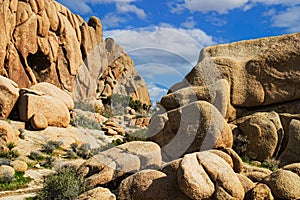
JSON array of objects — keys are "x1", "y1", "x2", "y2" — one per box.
[
  {"x1": 171, "y1": 33, "x2": 300, "y2": 118},
  {"x1": 151, "y1": 32, "x2": 300, "y2": 165},
  {"x1": 0, "y1": 75, "x2": 19, "y2": 119},
  {"x1": 148, "y1": 101, "x2": 233, "y2": 161},
  {"x1": 263, "y1": 169, "x2": 300, "y2": 199},
  {"x1": 0, "y1": 120, "x2": 16, "y2": 151},
  {"x1": 0, "y1": 0, "x2": 150, "y2": 105}
]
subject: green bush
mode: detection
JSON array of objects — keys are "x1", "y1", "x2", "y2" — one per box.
[
  {"x1": 42, "y1": 141, "x2": 63, "y2": 155},
  {"x1": 71, "y1": 114, "x2": 102, "y2": 130},
  {"x1": 0, "y1": 143, "x2": 19, "y2": 160},
  {"x1": 36, "y1": 168, "x2": 86, "y2": 200},
  {"x1": 0, "y1": 172, "x2": 32, "y2": 191},
  {"x1": 28, "y1": 151, "x2": 45, "y2": 161}
]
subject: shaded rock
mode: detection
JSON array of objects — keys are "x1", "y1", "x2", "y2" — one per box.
[
  {"x1": 236, "y1": 173, "x2": 255, "y2": 194},
  {"x1": 77, "y1": 141, "x2": 161, "y2": 188},
  {"x1": 161, "y1": 79, "x2": 230, "y2": 119},
  {"x1": 0, "y1": 120, "x2": 16, "y2": 151},
  {"x1": 221, "y1": 148, "x2": 244, "y2": 173},
  {"x1": 30, "y1": 113, "x2": 48, "y2": 130},
  {"x1": 245, "y1": 172, "x2": 269, "y2": 183},
  {"x1": 118, "y1": 169, "x2": 187, "y2": 200},
  {"x1": 0, "y1": 165, "x2": 15, "y2": 183},
  {"x1": 11, "y1": 160, "x2": 28, "y2": 173},
  {"x1": 77, "y1": 187, "x2": 116, "y2": 200},
  {"x1": 245, "y1": 183, "x2": 274, "y2": 200},
  {"x1": 18, "y1": 93, "x2": 70, "y2": 128},
  {"x1": 0, "y1": 76, "x2": 19, "y2": 119},
  {"x1": 282, "y1": 163, "x2": 300, "y2": 176},
  {"x1": 235, "y1": 112, "x2": 279, "y2": 161},
  {"x1": 148, "y1": 101, "x2": 233, "y2": 161},
  {"x1": 263, "y1": 169, "x2": 300, "y2": 199},
  {"x1": 30, "y1": 82, "x2": 74, "y2": 110},
  {"x1": 279, "y1": 119, "x2": 300, "y2": 166}
]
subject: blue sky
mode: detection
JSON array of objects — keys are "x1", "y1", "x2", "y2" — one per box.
[{"x1": 57, "y1": 0, "x2": 300, "y2": 103}]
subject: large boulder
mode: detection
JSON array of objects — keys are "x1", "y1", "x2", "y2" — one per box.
[
  {"x1": 279, "y1": 119, "x2": 300, "y2": 166},
  {"x1": 76, "y1": 187, "x2": 116, "y2": 200},
  {"x1": 177, "y1": 151, "x2": 244, "y2": 200},
  {"x1": 263, "y1": 169, "x2": 300, "y2": 199},
  {"x1": 169, "y1": 33, "x2": 300, "y2": 120},
  {"x1": 77, "y1": 141, "x2": 161, "y2": 188},
  {"x1": 30, "y1": 82, "x2": 74, "y2": 110},
  {"x1": 117, "y1": 169, "x2": 186, "y2": 200},
  {"x1": 233, "y1": 112, "x2": 281, "y2": 161},
  {"x1": 148, "y1": 101, "x2": 233, "y2": 161},
  {"x1": 18, "y1": 93, "x2": 70, "y2": 128},
  {"x1": 0, "y1": 76, "x2": 19, "y2": 119}
]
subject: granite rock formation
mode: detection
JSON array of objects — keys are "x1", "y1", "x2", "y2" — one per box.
[{"x1": 0, "y1": 0, "x2": 150, "y2": 105}]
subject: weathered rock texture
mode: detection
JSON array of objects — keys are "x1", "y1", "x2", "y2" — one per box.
[
  {"x1": 0, "y1": 0, "x2": 150, "y2": 105},
  {"x1": 151, "y1": 32, "x2": 300, "y2": 165}
]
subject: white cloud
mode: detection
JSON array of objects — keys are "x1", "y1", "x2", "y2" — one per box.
[
  {"x1": 176, "y1": 0, "x2": 249, "y2": 14},
  {"x1": 116, "y1": 3, "x2": 146, "y2": 19},
  {"x1": 103, "y1": 25, "x2": 215, "y2": 64},
  {"x1": 271, "y1": 6, "x2": 300, "y2": 32},
  {"x1": 147, "y1": 83, "x2": 169, "y2": 104},
  {"x1": 104, "y1": 25, "x2": 216, "y2": 89},
  {"x1": 57, "y1": 0, "x2": 146, "y2": 18},
  {"x1": 172, "y1": 0, "x2": 300, "y2": 14},
  {"x1": 181, "y1": 16, "x2": 196, "y2": 29},
  {"x1": 101, "y1": 13, "x2": 126, "y2": 29}
]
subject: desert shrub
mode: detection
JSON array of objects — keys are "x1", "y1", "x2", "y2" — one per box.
[
  {"x1": 71, "y1": 114, "x2": 102, "y2": 130},
  {"x1": 42, "y1": 141, "x2": 63, "y2": 155},
  {"x1": 262, "y1": 158, "x2": 279, "y2": 171},
  {"x1": 0, "y1": 172, "x2": 32, "y2": 191},
  {"x1": 74, "y1": 100, "x2": 95, "y2": 112},
  {"x1": 41, "y1": 157, "x2": 55, "y2": 169},
  {"x1": 0, "y1": 143, "x2": 19, "y2": 160},
  {"x1": 36, "y1": 168, "x2": 86, "y2": 200},
  {"x1": 28, "y1": 151, "x2": 45, "y2": 161}
]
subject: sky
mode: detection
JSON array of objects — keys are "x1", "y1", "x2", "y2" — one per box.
[{"x1": 57, "y1": 0, "x2": 300, "y2": 104}]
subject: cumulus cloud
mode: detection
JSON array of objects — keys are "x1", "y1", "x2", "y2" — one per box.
[
  {"x1": 57, "y1": 0, "x2": 146, "y2": 18},
  {"x1": 173, "y1": 0, "x2": 249, "y2": 14},
  {"x1": 116, "y1": 3, "x2": 146, "y2": 19},
  {"x1": 103, "y1": 26, "x2": 215, "y2": 64},
  {"x1": 171, "y1": 0, "x2": 300, "y2": 14},
  {"x1": 101, "y1": 13, "x2": 126, "y2": 29},
  {"x1": 271, "y1": 6, "x2": 300, "y2": 32},
  {"x1": 104, "y1": 25, "x2": 216, "y2": 89},
  {"x1": 181, "y1": 16, "x2": 197, "y2": 29},
  {"x1": 147, "y1": 82, "x2": 169, "y2": 105}
]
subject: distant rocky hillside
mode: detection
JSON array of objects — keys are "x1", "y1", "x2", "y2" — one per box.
[{"x1": 0, "y1": 0, "x2": 150, "y2": 104}]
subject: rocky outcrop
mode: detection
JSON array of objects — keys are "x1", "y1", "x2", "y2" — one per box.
[
  {"x1": 0, "y1": 120, "x2": 16, "y2": 151},
  {"x1": 18, "y1": 92, "x2": 70, "y2": 128},
  {"x1": 151, "y1": 32, "x2": 300, "y2": 165},
  {"x1": 77, "y1": 141, "x2": 161, "y2": 188},
  {"x1": 0, "y1": 0, "x2": 150, "y2": 105},
  {"x1": 0, "y1": 75, "x2": 19, "y2": 119},
  {"x1": 263, "y1": 169, "x2": 300, "y2": 199},
  {"x1": 170, "y1": 33, "x2": 300, "y2": 118},
  {"x1": 148, "y1": 101, "x2": 233, "y2": 161}
]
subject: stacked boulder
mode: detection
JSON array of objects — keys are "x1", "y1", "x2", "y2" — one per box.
[
  {"x1": 149, "y1": 32, "x2": 300, "y2": 167},
  {"x1": 0, "y1": 75, "x2": 73, "y2": 151}
]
